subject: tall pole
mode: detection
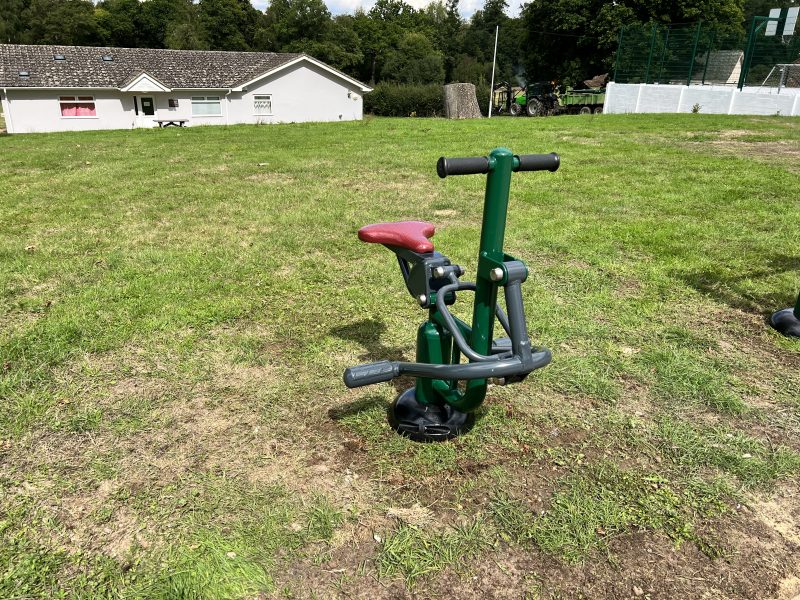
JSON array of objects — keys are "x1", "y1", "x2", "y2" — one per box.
[{"x1": 488, "y1": 25, "x2": 499, "y2": 118}]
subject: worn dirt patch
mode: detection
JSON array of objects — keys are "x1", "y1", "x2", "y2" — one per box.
[
  {"x1": 685, "y1": 138, "x2": 800, "y2": 173},
  {"x1": 1, "y1": 338, "x2": 377, "y2": 562},
  {"x1": 269, "y1": 503, "x2": 800, "y2": 600},
  {"x1": 752, "y1": 492, "x2": 800, "y2": 600},
  {"x1": 716, "y1": 129, "x2": 753, "y2": 139}
]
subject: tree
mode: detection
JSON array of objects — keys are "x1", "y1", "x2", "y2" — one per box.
[
  {"x1": 198, "y1": 0, "x2": 261, "y2": 50},
  {"x1": 261, "y1": 0, "x2": 331, "y2": 50},
  {"x1": 451, "y1": 54, "x2": 490, "y2": 85},
  {"x1": 21, "y1": 0, "x2": 101, "y2": 45},
  {"x1": 359, "y1": 0, "x2": 419, "y2": 83},
  {"x1": 164, "y1": 0, "x2": 208, "y2": 49},
  {"x1": 320, "y1": 16, "x2": 364, "y2": 73},
  {"x1": 442, "y1": 0, "x2": 464, "y2": 81},
  {"x1": 95, "y1": 0, "x2": 143, "y2": 47},
  {"x1": 464, "y1": 0, "x2": 522, "y2": 85},
  {"x1": 258, "y1": 0, "x2": 362, "y2": 72},
  {"x1": 137, "y1": 0, "x2": 200, "y2": 48},
  {"x1": 419, "y1": 0, "x2": 465, "y2": 82},
  {"x1": 744, "y1": 0, "x2": 778, "y2": 22},
  {"x1": 0, "y1": 0, "x2": 26, "y2": 43},
  {"x1": 381, "y1": 31, "x2": 445, "y2": 84}
]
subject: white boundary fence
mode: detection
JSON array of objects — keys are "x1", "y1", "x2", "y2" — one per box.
[{"x1": 605, "y1": 82, "x2": 800, "y2": 116}]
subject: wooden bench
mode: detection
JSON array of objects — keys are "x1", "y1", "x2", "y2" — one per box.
[{"x1": 154, "y1": 119, "x2": 188, "y2": 128}]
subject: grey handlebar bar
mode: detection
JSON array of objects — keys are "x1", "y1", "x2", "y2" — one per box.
[{"x1": 437, "y1": 153, "x2": 560, "y2": 178}]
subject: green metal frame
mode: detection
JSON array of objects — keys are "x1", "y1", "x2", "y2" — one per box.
[
  {"x1": 644, "y1": 24, "x2": 658, "y2": 83},
  {"x1": 687, "y1": 21, "x2": 703, "y2": 86},
  {"x1": 612, "y1": 20, "x2": 774, "y2": 87},
  {"x1": 700, "y1": 29, "x2": 716, "y2": 85},
  {"x1": 613, "y1": 26, "x2": 624, "y2": 83},
  {"x1": 413, "y1": 147, "x2": 522, "y2": 413},
  {"x1": 739, "y1": 15, "x2": 782, "y2": 89}
]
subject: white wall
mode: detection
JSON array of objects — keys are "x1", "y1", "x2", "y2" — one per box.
[
  {"x1": 605, "y1": 82, "x2": 800, "y2": 116},
  {"x1": 233, "y1": 61, "x2": 364, "y2": 124},
  {"x1": 4, "y1": 89, "x2": 135, "y2": 134},
  {"x1": 137, "y1": 92, "x2": 229, "y2": 127},
  {"x1": 4, "y1": 60, "x2": 365, "y2": 134}
]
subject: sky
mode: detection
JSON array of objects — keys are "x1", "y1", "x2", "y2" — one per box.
[{"x1": 249, "y1": 0, "x2": 523, "y2": 19}]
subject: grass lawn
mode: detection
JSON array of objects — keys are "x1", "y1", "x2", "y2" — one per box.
[{"x1": 1, "y1": 114, "x2": 799, "y2": 599}]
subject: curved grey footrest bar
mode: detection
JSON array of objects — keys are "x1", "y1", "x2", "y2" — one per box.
[
  {"x1": 343, "y1": 348, "x2": 551, "y2": 389},
  {"x1": 343, "y1": 361, "x2": 400, "y2": 387}
]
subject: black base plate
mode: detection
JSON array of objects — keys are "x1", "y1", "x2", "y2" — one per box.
[
  {"x1": 388, "y1": 388, "x2": 474, "y2": 442},
  {"x1": 770, "y1": 308, "x2": 800, "y2": 338}
]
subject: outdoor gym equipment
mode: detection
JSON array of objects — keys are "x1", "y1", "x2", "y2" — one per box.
[
  {"x1": 343, "y1": 147, "x2": 560, "y2": 442},
  {"x1": 770, "y1": 291, "x2": 800, "y2": 337}
]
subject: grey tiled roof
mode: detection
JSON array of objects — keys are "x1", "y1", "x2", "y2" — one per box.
[{"x1": 0, "y1": 44, "x2": 304, "y2": 89}]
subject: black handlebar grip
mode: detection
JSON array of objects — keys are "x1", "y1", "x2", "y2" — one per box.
[
  {"x1": 343, "y1": 361, "x2": 399, "y2": 388},
  {"x1": 515, "y1": 153, "x2": 560, "y2": 172},
  {"x1": 437, "y1": 156, "x2": 490, "y2": 178}
]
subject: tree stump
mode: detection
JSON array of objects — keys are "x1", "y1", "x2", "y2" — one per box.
[{"x1": 443, "y1": 83, "x2": 482, "y2": 119}]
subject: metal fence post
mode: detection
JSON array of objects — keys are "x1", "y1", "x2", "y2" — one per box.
[
  {"x1": 613, "y1": 25, "x2": 624, "y2": 82},
  {"x1": 739, "y1": 17, "x2": 761, "y2": 89},
  {"x1": 688, "y1": 21, "x2": 703, "y2": 85},
  {"x1": 657, "y1": 27, "x2": 670, "y2": 83},
  {"x1": 701, "y1": 29, "x2": 716, "y2": 85},
  {"x1": 644, "y1": 24, "x2": 658, "y2": 84}
]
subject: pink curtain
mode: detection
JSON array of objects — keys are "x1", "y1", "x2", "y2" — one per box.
[
  {"x1": 76, "y1": 104, "x2": 96, "y2": 116},
  {"x1": 61, "y1": 103, "x2": 96, "y2": 117}
]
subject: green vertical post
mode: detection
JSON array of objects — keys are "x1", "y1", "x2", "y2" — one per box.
[
  {"x1": 701, "y1": 29, "x2": 716, "y2": 85},
  {"x1": 657, "y1": 27, "x2": 670, "y2": 83},
  {"x1": 414, "y1": 319, "x2": 453, "y2": 406},
  {"x1": 739, "y1": 17, "x2": 762, "y2": 89},
  {"x1": 688, "y1": 21, "x2": 702, "y2": 86},
  {"x1": 613, "y1": 25, "x2": 625, "y2": 82},
  {"x1": 644, "y1": 24, "x2": 658, "y2": 84},
  {"x1": 469, "y1": 147, "x2": 514, "y2": 357},
  {"x1": 449, "y1": 147, "x2": 515, "y2": 412},
  {"x1": 794, "y1": 291, "x2": 800, "y2": 319}
]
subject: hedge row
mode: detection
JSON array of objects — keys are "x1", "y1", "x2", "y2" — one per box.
[{"x1": 364, "y1": 83, "x2": 491, "y2": 118}]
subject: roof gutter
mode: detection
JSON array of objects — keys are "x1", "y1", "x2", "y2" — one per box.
[{"x1": 0, "y1": 86, "x2": 118, "y2": 91}]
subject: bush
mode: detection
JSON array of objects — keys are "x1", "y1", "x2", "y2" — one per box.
[
  {"x1": 475, "y1": 84, "x2": 490, "y2": 116},
  {"x1": 364, "y1": 83, "x2": 493, "y2": 118},
  {"x1": 364, "y1": 83, "x2": 444, "y2": 117}
]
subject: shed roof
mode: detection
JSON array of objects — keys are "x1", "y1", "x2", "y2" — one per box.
[{"x1": 0, "y1": 44, "x2": 369, "y2": 91}]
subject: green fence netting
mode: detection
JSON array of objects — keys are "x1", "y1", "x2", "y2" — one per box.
[{"x1": 614, "y1": 15, "x2": 798, "y2": 89}]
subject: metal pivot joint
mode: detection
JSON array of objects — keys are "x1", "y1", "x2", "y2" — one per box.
[{"x1": 344, "y1": 148, "x2": 560, "y2": 440}]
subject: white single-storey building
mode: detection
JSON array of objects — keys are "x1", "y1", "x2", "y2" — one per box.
[{"x1": 0, "y1": 44, "x2": 372, "y2": 134}]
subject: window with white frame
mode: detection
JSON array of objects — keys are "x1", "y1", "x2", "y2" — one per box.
[
  {"x1": 60, "y1": 95, "x2": 96, "y2": 117},
  {"x1": 254, "y1": 95, "x2": 272, "y2": 116},
  {"x1": 191, "y1": 96, "x2": 222, "y2": 116}
]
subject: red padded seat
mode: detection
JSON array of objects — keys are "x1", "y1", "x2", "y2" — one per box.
[{"x1": 358, "y1": 221, "x2": 436, "y2": 253}]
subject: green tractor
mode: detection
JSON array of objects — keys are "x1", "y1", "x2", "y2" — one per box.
[
  {"x1": 493, "y1": 77, "x2": 606, "y2": 117},
  {"x1": 493, "y1": 81, "x2": 560, "y2": 117}
]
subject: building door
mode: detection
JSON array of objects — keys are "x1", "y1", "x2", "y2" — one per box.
[
  {"x1": 141, "y1": 97, "x2": 155, "y2": 116},
  {"x1": 135, "y1": 96, "x2": 156, "y2": 127}
]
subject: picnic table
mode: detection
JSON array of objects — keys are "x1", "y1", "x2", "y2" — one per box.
[{"x1": 154, "y1": 119, "x2": 188, "y2": 128}]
